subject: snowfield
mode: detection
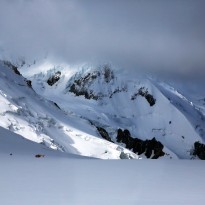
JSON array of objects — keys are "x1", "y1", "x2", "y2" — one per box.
[
  {"x1": 1, "y1": 154, "x2": 205, "y2": 205},
  {"x1": 0, "y1": 60, "x2": 205, "y2": 204},
  {"x1": 0, "y1": 126, "x2": 204, "y2": 204},
  {"x1": 1, "y1": 113, "x2": 203, "y2": 205},
  {"x1": 1, "y1": 0, "x2": 205, "y2": 203}
]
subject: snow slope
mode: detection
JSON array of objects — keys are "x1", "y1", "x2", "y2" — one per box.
[
  {"x1": 19, "y1": 61, "x2": 205, "y2": 159},
  {"x1": 152, "y1": 78, "x2": 205, "y2": 140},
  {"x1": 0, "y1": 125, "x2": 86, "y2": 158},
  {"x1": 0, "y1": 61, "x2": 137, "y2": 159}
]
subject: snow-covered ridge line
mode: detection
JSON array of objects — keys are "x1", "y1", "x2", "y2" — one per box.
[{"x1": 18, "y1": 61, "x2": 205, "y2": 159}]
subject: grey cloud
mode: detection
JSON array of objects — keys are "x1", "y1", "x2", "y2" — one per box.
[{"x1": 0, "y1": 0, "x2": 205, "y2": 75}]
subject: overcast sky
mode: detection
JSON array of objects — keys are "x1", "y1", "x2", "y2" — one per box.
[{"x1": 0, "y1": 0, "x2": 205, "y2": 75}]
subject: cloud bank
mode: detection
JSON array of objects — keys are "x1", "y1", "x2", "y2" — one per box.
[{"x1": 0, "y1": 0, "x2": 205, "y2": 75}]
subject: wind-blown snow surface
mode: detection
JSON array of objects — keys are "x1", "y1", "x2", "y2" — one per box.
[
  {"x1": 19, "y1": 61, "x2": 205, "y2": 159},
  {"x1": 1, "y1": 154, "x2": 205, "y2": 205},
  {"x1": 0, "y1": 61, "x2": 137, "y2": 159}
]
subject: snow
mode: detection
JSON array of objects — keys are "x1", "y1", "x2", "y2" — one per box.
[
  {"x1": 0, "y1": 126, "x2": 85, "y2": 158},
  {"x1": 1, "y1": 59, "x2": 205, "y2": 159},
  {"x1": 0, "y1": 60, "x2": 205, "y2": 204},
  {"x1": 19, "y1": 61, "x2": 205, "y2": 159},
  {"x1": 152, "y1": 79, "x2": 205, "y2": 140},
  {"x1": 0, "y1": 61, "x2": 138, "y2": 159},
  {"x1": 0, "y1": 154, "x2": 204, "y2": 205},
  {"x1": 0, "y1": 110, "x2": 204, "y2": 204}
]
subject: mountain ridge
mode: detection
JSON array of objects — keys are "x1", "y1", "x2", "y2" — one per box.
[
  {"x1": 1, "y1": 60, "x2": 205, "y2": 159},
  {"x1": 19, "y1": 61, "x2": 205, "y2": 159}
]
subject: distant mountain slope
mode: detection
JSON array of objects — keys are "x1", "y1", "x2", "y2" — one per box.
[{"x1": 19, "y1": 61, "x2": 205, "y2": 159}]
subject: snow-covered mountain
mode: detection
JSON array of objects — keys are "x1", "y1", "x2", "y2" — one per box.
[
  {"x1": 0, "y1": 60, "x2": 138, "y2": 159},
  {"x1": 1, "y1": 58, "x2": 205, "y2": 204},
  {"x1": 1, "y1": 59, "x2": 205, "y2": 159}
]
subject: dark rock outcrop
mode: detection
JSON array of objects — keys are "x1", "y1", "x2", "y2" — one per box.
[
  {"x1": 193, "y1": 141, "x2": 205, "y2": 160},
  {"x1": 47, "y1": 71, "x2": 61, "y2": 86},
  {"x1": 26, "y1": 80, "x2": 32, "y2": 88},
  {"x1": 117, "y1": 128, "x2": 164, "y2": 159},
  {"x1": 131, "y1": 87, "x2": 156, "y2": 106},
  {"x1": 103, "y1": 64, "x2": 114, "y2": 83},
  {"x1": 68, "y1": 66, "x2": 114, "y2": 100},
  {"x1": 70, "y1": 83, "x2": 99, "y2": 100},
  {"x1": 69, "y1": 71, "x2": 100, "y2": 100},
  {"x1": 109, "y1": 86, "x2": 127, "y2": 98},
  {"x1": 97, "y1": 127, "x2": 112, "y2": 142}
]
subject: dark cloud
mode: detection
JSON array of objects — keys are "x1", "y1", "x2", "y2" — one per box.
[{"x1": 0, "y1": 0, "x2": 205, "y2": 75}]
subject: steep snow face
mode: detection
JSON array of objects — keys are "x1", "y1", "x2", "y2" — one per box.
[
  {"x1": 152, "y1": 79, "x2": 205, "y2": 140},
  {"x1": 20, "y1": 62, "x2": 205, "y2": 159},
  {"x1": 0, "y1": 61, "x2": 138, "y2": 159}
]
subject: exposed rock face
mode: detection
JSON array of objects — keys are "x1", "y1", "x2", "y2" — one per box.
[
  {"x1": 68, "y1": 65, "x2": 114, "y2": 100},
  {"x1": 70, "y1": 83, "x2": 99, "y2": 100},
  {"x1": 193, "y1": 141, "x2": 205, "y2": 160},
  {"x1": 103, "y1": 64, "x2": 114, "y2": 83},
  {"x1": 131, "y1": 87, "x2": 156, "y2": 106},
  {"x1": 69, "y1": 71, "x2": 100, "y2": 100},
  {"x1": 96, "y1": 127, "x2": 112, "y2": 142},
  {"x1": 109, "y1": 87, "x2": 127, "y2": 98},
  {"x1": 47, "y1": 71, "x2": 61, "y2": 86},
  {"x1": 117, "y1": 129, "x2": 164, "y2": 159},
  {"x1": 96, "y1": 126, "x2": 136, "y2": 159},
  {"x1": 68, "y1": 65, "x2": 155, "y2": 106},
  {"x1": 26, "y1": 80, "x2": 32, "y2": 88}
]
